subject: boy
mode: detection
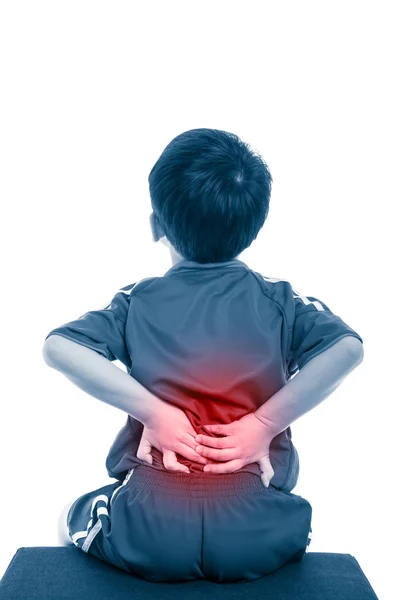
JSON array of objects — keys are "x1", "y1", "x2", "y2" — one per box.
[{"x1": 43, "y1": 128, "x2": 364, "y2": 583}]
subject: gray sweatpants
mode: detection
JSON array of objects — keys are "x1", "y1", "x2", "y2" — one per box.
[{"x1": 67, "y1": 465, "x2": 312, "y2": 583}]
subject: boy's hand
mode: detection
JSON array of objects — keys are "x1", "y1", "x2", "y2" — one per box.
[
  {"x1": 137, "y1": 425, "x2": 208, "y2": 473},
  {"x1": 137, "y1": 400, "x2": 209, "y2": 474},
  {"x1": 195, "y1": 413, "x2": 276, "y2": 488}
]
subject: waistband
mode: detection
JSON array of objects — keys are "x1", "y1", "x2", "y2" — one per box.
[{"x1": 125, "y1": 465, "x2": 270, "y2": 498}]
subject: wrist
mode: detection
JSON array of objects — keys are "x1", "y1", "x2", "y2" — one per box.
[
  {"x1": 253, "y1": 410, "x2": 281, "y2": 438},
  {"x1": 138, "y1": 393, "x2": 165, "y2": 428}
]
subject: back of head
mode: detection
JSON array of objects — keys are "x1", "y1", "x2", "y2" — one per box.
[{"x1": 148, "y1": 128, "x2": 273, "y2": 264}]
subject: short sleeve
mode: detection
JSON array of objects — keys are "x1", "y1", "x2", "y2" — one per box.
[
  {"x1": 287, "y1": 287, "x2": 363, "y2": 377},
  {"x1": 45, "y1": 283, "x2": 136, "y2": 368}
]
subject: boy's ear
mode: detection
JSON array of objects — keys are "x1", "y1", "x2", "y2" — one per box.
[{"x1": 149, "y1": 211, "x2": 164, "y2": 242}]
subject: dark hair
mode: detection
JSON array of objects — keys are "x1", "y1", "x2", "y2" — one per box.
[{"x1": 148, "y1": 128, "x2": 273, "y2": 263}]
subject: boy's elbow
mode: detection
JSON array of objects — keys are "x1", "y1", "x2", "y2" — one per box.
[
  {"x1": 344, "y1": 337, "x2": 364, "y2": 364},
  {"x1": 42, "y1": 335, "x2": 63, "y2": 366}
]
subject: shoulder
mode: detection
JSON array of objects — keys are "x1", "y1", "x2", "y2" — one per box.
[
  {"x1": 102, "y1": 277, "x2": 159, "y2": 317},
  {"x1": 249, "y1": 269, "x2": 295, "y2": 309},
  {"x1": 117, "y1": 276, "x2": 160, "y2": 298}
]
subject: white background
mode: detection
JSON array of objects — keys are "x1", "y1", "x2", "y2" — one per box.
[{"x1": 0, "y1": 2, "x2": 398, "y2": 598}]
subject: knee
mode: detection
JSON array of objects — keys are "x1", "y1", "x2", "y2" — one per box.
[{"x1": 57, "y1": 501, "x2": 75, "y2": 547}]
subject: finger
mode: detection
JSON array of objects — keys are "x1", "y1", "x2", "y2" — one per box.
[
  {"x1": 195, "y1": 434, "x2": 237, "y2": 449},
  {"x1": 258, "y1": 457, "x2": 274, "y2": 488},
  {"x1": 195, "y1": 445, "x2": 239, "y2": 462},
  {"x1": 181, "y1": 431, "x2": 196, "y2": 443},
  {"x1": 178, "y1": 433, "x2": 210, "y2": 464},
  {"x1": 203, "y1": 458, "x2": 243, "y2": 474},
  {"x1": 181, "y1": 432, "x2": 203, "y2": 451},
  {"x1": 260, "y1": 471, "x2": 272, "y2": 488},
  {"x1": 177, "y1": 442, "x2": 209, "y2": 464},
  {"x1": 136, "y1": 438, "x2": 153, "y2": 465},
  {"x1": 162, "y1": 450, "x2": 190, "y2": 473},
  {"x1": 202, "y1": 424, "x2": 232, "y2": 435},
  {"x1": 258, "y1": 456, "x2": 274, "y2": 478}
]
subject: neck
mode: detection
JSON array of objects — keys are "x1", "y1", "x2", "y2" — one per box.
[{"x1": 170, "y1": 247, "x2": 185, "y2": 266}]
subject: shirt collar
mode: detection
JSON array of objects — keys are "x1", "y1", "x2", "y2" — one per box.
[{"x1": 164, "y1": 258, "x2": 249, "y2": 276}]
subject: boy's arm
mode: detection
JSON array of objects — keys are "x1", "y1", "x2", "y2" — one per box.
[
  {"x1": 254, "y1": 336, "x2": 364, "y2": 436},
  {"x1": 195, "y1": 336, "x2": 363, "y2": 478},
  {"x1": 43, "y1": 335, "x2": 208, "y2": 466},
  {"x1": 43, "y1": 335, "x2": 159, "y2": 425},
  {"x1": 259, "y1": 280, "x2": 364, "y2": 435}
]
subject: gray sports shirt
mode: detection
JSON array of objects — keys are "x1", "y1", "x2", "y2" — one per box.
[{"x1": 45, "y1": 258, "x2": 363, "y2": 490}]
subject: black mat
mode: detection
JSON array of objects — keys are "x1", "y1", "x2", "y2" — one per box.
[{"x1": 0, "y1": 548, "x2": 379, "y2": 599}]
